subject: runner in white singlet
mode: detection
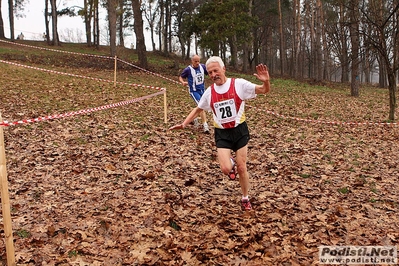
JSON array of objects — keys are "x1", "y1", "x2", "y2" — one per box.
[{"x1": 170, "y1": 56, "x2": 271, "y2": 211}]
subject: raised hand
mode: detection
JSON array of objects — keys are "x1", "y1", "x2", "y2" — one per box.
[{"x1": 254, "y1": 64, "x2": 270, "y2": 83}]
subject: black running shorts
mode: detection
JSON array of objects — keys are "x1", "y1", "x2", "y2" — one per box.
[{"x1": 214, "y1": 122, "x2": 250, "y2": 152}]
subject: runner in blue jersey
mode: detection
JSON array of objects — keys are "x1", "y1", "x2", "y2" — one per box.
[{"x1": 179, "y1": 54, "x2": 210, "y2": 133}]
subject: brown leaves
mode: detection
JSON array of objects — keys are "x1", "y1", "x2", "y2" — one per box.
[{"x1": 1, "y1": 45, "x2": 399, "y2": 265}]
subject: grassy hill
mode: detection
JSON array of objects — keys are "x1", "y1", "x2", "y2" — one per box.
[{"x1": 0, "y1": 40, "x2": 398, "y2": 265}]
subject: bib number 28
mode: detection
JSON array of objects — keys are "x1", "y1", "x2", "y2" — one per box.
[
  {"x1": 220, "y1": 106, "x2": 233, "y2": 118},
  {"x1": 215, "y1": 99, "x2": 237, "y2": 123}
]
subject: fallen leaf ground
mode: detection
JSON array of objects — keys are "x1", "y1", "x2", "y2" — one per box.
[{"x1": 0, "y1": 41, "x2": 398, "y2": 265}]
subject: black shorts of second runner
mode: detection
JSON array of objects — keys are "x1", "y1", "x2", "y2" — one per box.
[{"x1": 214, "y1": 121, "x2": 250, "y2": 152}]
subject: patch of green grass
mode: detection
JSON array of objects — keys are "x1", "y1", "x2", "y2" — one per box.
[
  {"x1": 337, "y1": 187, "x2": 349, "y2": 194},
  {"x1": 140, "y1": 134, "x2": 150, "y2": 141},
  {"x1": 169, "y1": 220, "x2": 182, "y2": 231},
  {"x1": 16, "y1": 229, "x2": 30, "y2": 238},
  {"x1": 68, "y1": 250, "x2": 78, "y2": 257},
  {"x1": 370, "y1": 187, "x2": 379, "y2": 194},
  {"x1": 369, "y1": 198, "x2": 377, "y2": 203}
]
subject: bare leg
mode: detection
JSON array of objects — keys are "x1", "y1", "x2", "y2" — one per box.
[
  {"x1": 217, "y1": 148, "x2": 233, "y2": 175},
  {"x1": 218, "y1": 146, "x2": 249, "y2": 197},
  {"x1": 235, "y1": 145, "x2": 249, "y2": 197},
  {"x1": 199, "y1": 110, "x2": 207, "y2": 124}
]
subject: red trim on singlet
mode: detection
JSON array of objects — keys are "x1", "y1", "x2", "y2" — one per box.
[{"x1": 210, "y1": 78, "x2": 242, "y2": 129}]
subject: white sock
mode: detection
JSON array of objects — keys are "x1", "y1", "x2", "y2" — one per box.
[{"x1": 242, "y1": 196, "x2": 249, "y2": 201}]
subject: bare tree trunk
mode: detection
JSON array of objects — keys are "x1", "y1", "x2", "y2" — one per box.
[
  {"x1": 303, "y1": 0, "x2": 311, "y2": 78},
  {"x1": 319, "y1": 0, "x2": 330, "y2": 80},
  {"x1": 229, "y1": 35, "x2": 238, "y2": 69},
  {"x1": 387, "y1": 69, "x2": 397, "y2": 120},
  {"x1": 143, "y1": 0, "x2": 157, "y2": 51},
  {"x1": 242, "y1": 42, "x2": 248, "y2": 73},
  {"x1": 84, "y1": 0, "x2": 92, "y2": 46},
  {"x1": 278, "y1": 0, "x2": 285, "y2": 76},
  {"x1": 107, "y1": 0, "x2": 117, "y2": 56},
  {"x1": 349, "y1": 0, "x2": 360, "y2": 97},
  {"x1": 118, "y1": 0, "x2": 124, "y2": 47},
  {"x1": 8, "y1": 0, "x2": 14, "y2": 40},
  {"x1": 95, "y1": 1, "x2": 100, "y2": 48},
  {"x1": 167, "y1": 0, "x2": 172, "y2": 53},
  {"x1": 292, "y1": 0, "x2": 301, "y2": 78},
  {"x1": 378, "y1": 58, "x2": 387, "y2": 88},
  {"x1": 132, "y1": 0, "x2": 148, "y2": 69},
  {"x1": 310, "y1": 1, "x2": 316, "y2": 79},
  {"x1": 315, "y1": 0, "x2": 323, "y2": 81},
  {"x1": 159, "y1": 0, "x2": 164, "y2": 52},
  {"x1": 340, "y1": 2, "x2": 349, "y2": 82},
  {"x1": 162, "y1": 0, "x2": 168, "y2": 53},
  {"x1": 44, "y1": 0, "x2": 50, "y2": 44},
  {"x1": 50, "y1": 0, "x2": 59, "y2": 46},
  {"x1": 0, "y1": 0, "x2": 5, "y2": 39}
]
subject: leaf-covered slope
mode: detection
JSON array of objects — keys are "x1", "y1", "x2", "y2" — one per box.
[{"x1": 0, "y1": 42, "x2": 398, "y2": 265}]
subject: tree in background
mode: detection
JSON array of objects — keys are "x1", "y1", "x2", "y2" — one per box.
[
  {"x1": 143, "y1": 0, "x2": 159, "y2": 52},
  {"x1": 173, "y1": 0, "x2": 196, "y2": 60},
  {"x1": 0, "y1": 0, "x2": 5, "y2": 39},
  {"x1": 349, "y1": 0, "x2": 360, "y2": 97},
  {"x1": 50, "y1": 0, "x2": 59, "y2": 45},
  {"x1": 78, "y1": 0, "x2": 100, "y2": 47},
  {"x1": 193, "y1": 0, "x2": 256, "y2": 67},
  {"x1": 131, "y1": 0, "x2": 148, "y2": 68},
  {"x1": 8, "y1": 0, "x2": 14, "y2": 40},
  {"x1": 362, "y1": 0, "x2": 399, "y2": 120},
  {"x1": 45, "y1": 0, "x2": 77, "y2": 46},
  {"x1": 106, "y1": 0, "x2": 118, "y2": 56}
]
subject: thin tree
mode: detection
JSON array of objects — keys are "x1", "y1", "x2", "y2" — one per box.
[
  {"x1": 143, "y1": 0, "x2": 159, "y2": 51},
  {"x1": 131, "y1": 0, "x2": 148, "y2": 68},
  {"x1": 50, "y1": 0, "x2": 59, "y2": 45},
  {"x1": 107, "y1": 0, "x2": 118, "y2": 56},
  {"x1": 8, "y1": 0, "x2": 14, "y2": 40},
  {"x1": 349, "y1": 0, "x2": 360, "y2": 97},
  {"x1": 0, "y1": 0, "x2": 4, "y2": 39},
  {"x1": 94, "y1": 0, "x2": 99, "y2": 48},
  {"x1": 278, "y1": 0, "x2": 285, "y2": 76},
  {"x1": 362, "y1": 0, "x2": 399, "y2": 120}
]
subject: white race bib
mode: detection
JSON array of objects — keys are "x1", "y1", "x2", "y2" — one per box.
[
  {"x1": 195, "y1": 72, "x2": 204, "y2": 85},
  {"x1": 214, "y1": 99, "x2": 237, "y2": 124}
]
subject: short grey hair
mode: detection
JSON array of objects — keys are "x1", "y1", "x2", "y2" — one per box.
[{"x1": 206, "y1": 56, "x2": 225, "y2": 69}]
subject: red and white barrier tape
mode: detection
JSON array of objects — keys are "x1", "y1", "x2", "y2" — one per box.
[
  {"x1": 117, "y1": 58, "x2": 180, "y2": 85},
  {"x1": 0, "y1": 39, "x2": 111, "y2": 60},
  {"x1": 247, "y1": 104, "x2": 398, "y2": 127},
  {"x1": 5, "y1": 39, "x2": 394, "y2": 127},
  {"x1": 0, "y1": 59, "x2": 165, "y2": 91},
  {"x1": 0, "y1": 39, "x2": 180, "y2": 86},
  {"x1": 0, "y1": 90, "x2": 165, "y2": 127}
]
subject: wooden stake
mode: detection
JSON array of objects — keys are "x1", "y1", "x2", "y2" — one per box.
[
  {"x1": 163, "y1": 89, "x2": 167, "y2": 124},
  {"x1": 0, "y1": 113, "x2": 16, "y2": 266},
  {"x1": 114, "y1": 56, "x2": 117, "y2": 87}
]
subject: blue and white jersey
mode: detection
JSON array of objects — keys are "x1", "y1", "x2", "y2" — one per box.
[{"x1": 180, "y1": 64, "x2": 208, "y2": 92}]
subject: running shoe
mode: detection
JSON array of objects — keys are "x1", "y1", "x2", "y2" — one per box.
[
  {"x1": 241, "y1": 199, "x2": 252, "y2": 211},
  {"x1": 203, "y1": 123, "x2": 210, "y2": 134},
  {"x1": 193, "y1": 118, "x2": 200, "y2": 128},
  {"x1": 228, "y1": 157, "x2": 237, "y2": 180}
]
